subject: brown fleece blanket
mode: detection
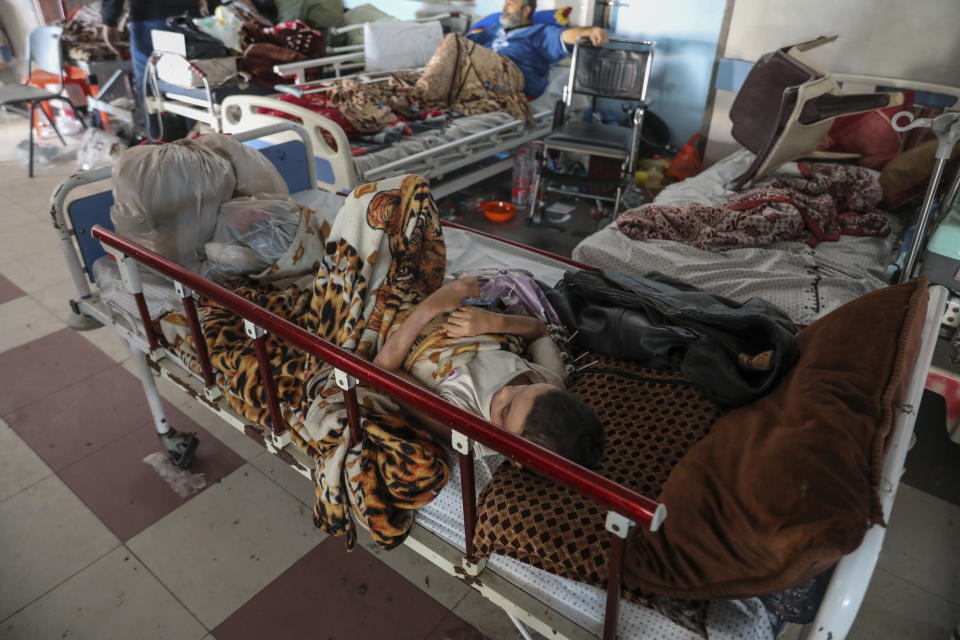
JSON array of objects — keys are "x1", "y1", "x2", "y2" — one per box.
[{"x1": 624, "y1": 279, "x2": 929, "y2": 599}]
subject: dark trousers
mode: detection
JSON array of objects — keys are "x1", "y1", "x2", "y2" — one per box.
[{"x1": 129, "y1": 18, "x2": 189, "y2": 140}]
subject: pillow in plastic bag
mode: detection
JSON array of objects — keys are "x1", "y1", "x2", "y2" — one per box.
[
  {"x1": 200, "y1": 195, "x2": 302, "y2": 281},
  {"x1": 194, "y1": 134, "x2": 289, "y2": 197},
  {"x1": 111, "y1": 139, "x2": 236, "y2": 267}
]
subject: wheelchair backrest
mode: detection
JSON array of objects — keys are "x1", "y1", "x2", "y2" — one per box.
[{"x1": 568, "y1": 38, "x2": 655, "y2": 103}]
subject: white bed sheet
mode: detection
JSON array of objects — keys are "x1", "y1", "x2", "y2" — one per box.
[
  {"x1": 352, "y1": 112, "x2": 519, "y2": 178},
  {"x1": 91, "y1": 186, "x2": 775, "y2": 639},
  {"x1": 573, "y1": 150, "x2": 899, "y2": 326}
]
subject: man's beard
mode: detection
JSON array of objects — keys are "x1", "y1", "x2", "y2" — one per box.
[{"x1": 499, "y1": 9, "x2": 523, "y2": 28}]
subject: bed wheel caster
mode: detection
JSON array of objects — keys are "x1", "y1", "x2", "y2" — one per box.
[
  {"x1": 67, "y1": 300, "x2": 103, "y2": 331},
  {"x1": 159, "y1": 428, "x2": 199, "y2": 469}
]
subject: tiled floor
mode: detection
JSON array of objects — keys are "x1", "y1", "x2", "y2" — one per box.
[{"x1": 0, "y1": 110, "x2": 958, "y2": 640}]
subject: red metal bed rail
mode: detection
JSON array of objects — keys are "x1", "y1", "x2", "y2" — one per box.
[{"x1": 93, "y1": 222, "x2": 660, "y2": 640}]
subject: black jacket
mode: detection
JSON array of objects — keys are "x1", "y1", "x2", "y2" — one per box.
[
  {"x1": 545, "y1": 269, "x2": 799, "y2": 406},
  {"x1": 101, "y1": 0, "x2": 206, "y2": 28}
]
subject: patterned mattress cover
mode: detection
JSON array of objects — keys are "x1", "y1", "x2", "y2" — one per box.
[
  {"x1": 91, "y1": 188, "x2": 775, "y2": 639},
  {"x1": 416, "y1": 457, "x2": 778, "y2": 640},
  {"x1": 352, "y1": 111, "x2": 522, "y2": 178},
  {"x1": 350, "y1": 71, "x2": 560, "y2": 179},
  {"x1": 573, "y1": 150, "x2": 900, "y2": 326}
]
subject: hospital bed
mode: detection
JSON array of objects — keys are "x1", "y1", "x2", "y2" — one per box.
[
  {"x1": 574, "y1": 74, "x2": 960, "y2": 327},
  {"x1": 144, "y1": 13, "x2": 571, "y2": 198},
  {"x1": 50, "y1": 122, "x2": 944, "y2": 640}
]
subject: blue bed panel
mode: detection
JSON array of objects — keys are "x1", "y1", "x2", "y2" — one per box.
[
  {"x1": 242, "y1": 138, "x2": 332, "y2": 189},
  {"x1": 68, "y1": 190, "x2": 115, "y2": 284}
]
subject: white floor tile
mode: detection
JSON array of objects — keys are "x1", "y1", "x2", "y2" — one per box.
[
  {"x1": 178, "y1": 398, "x2": 265, "y2": 462},
  {"x1": 0, "y1": 416, "x2": 53, "y2": 503},
  {"x1": 249, "y1": 449, "x2": 315, "y2": 505},
  {"x1": 877, "y1": 484, "x2": 960, "y2": 606},
  {"x1": 0, "y1": 474, "x2": 119, "y2": 620},
  {"x1": 126, "y1": 464, "x2": 324, "y2": 628},
  {"x1": 849, "y1": 567, "x2": 959, "y2": 640},
  {"x1": 0, "y1": 222, "x2": 60, "y2": 266},
  {"x1": 0, "y1": 295, "x2": 65, "y2": 354},
  {"x1": 30, "y1": 276, "x2": 86, "y2": 324},
  {"x1": 0, "y1": 546, "x2": 207, "y2": 640},
  {"x1": 0, "y1": 202, "x2": 40, "y2": 233},
  {"x1": 1, "y1": 248, "x2": 75, "y2": 294}
]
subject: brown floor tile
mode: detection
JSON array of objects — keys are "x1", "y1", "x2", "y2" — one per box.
[
  {"x1": 6, "y1": 364, "x2": 152, "y2": 471},
  {"x1": 425, "y1": 612, "x2": 490, "y2": 640},
  {"x1": 213, "y1": 536, "x2": 460, "y2": 640},
  {"x1": 0, "y1": 328, "x2": 115, "y2": 415},
  {"x1": 0, "y1": 273, "x2": 24, "y2": 304},
  {"x1": 58, "y1": 400, "x2": 244, "y2": 541}
]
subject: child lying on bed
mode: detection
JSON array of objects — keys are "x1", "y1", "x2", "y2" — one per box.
[{"x1": 373, "y1": 276, "x2": 604, "y2": 468}]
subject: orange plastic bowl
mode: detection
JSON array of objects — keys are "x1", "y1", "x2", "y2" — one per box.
[{"x1": 482, "y1": 201, "x2": 515, "y2": 222}]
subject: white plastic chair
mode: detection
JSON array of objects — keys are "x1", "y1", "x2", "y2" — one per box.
[{"x1": 0, "y1": 26, "x2": 86, "y2": 176}]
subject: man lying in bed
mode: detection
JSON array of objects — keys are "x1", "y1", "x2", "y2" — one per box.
[
  {"x1": 373, "y1": 276, "x2": 605, "y2": 468},
  {"x1": 467, "y1": 0, "x2": 610, "y2": 98}
]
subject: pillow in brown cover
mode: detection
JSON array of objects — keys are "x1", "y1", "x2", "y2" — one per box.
[
  {"x1": 623, "y1": 279, "x2": 929, "y2": 600},
  {"x1": 880, "y1": 139, "x2": 960, "y2": 209}
]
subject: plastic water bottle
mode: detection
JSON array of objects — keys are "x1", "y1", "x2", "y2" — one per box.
[{"x1": 512, "y1": 144, "x2": 535, "y2": 207}]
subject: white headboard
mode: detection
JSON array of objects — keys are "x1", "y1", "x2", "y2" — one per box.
[{"x1": 704, "y1": 73, "x2": 960, "y2": 168}]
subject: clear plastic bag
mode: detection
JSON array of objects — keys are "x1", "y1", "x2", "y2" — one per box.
[
  {"x1": 200, "y1": 196, "x2": 302, "y2": 281},
  {"x1": 78, "y1": 128, "x2": 128, "y2": 170},
  {"x1": 192, "y1": 6, "x2": 245, "y2": 53}
]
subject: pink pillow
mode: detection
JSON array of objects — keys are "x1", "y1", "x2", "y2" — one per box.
[{"x1": 821, "y1": 92, "x2": 914, "y2": 170}]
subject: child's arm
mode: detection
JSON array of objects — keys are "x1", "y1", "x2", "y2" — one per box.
[
  {"x1": 372, "y1": 277, "x2": 481, "y2": 372},
  {"x1": 443, "y1": 305, "x2": 547, "y2": 340}
]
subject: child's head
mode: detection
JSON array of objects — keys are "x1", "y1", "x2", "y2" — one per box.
[{"x1": 490, "y1": 383, "x2": 605, "y2": 468}]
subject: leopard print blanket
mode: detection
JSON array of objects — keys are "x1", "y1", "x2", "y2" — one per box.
[
  {"x1": 326, "y1": 33, "x2": 533, "y2": 136},
  {"x1": 616, "y1": 162, "x2": 891, "y2": 250},
  {"x1": 156, "y1": 174, "x2": 502, "y2": 549}
]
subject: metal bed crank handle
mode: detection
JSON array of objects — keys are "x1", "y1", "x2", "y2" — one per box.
[{"x1": 891, "y1": 109, "x2": 960, "y2": 284}]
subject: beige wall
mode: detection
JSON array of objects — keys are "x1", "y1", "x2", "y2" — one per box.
[
  {"x1": 1, "y1": 0, "x2": 46, "y2": 74},
  {"x1": 724, "y1": 0, "x2": 960, "y2": 86},
  {"x1": 703, "y1": 0, "x2": 960, "y2": 165}
]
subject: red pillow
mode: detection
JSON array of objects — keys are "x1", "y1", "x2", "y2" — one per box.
[{"x1": 821, "y1": 92, "x2": 914, "y2": 170}]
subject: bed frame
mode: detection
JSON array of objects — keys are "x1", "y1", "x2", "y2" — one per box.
[
  {"x1": 144, "y1": 16, "x2": 552, "y2": 199},
  {"x1": 219, "y1": 88, "x2": 552, "y2": 197},
  {"x1": 50, "y1": 122, "x2": 945, "y2": 640}
]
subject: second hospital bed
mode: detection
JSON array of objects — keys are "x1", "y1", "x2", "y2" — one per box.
[
  {"x1": 145, "y1": 16, "x2": 563, "y2": 198},
  {"x1": 50, "y1": 122, "x2": 944, "y2": 640},
  {"x1": 572, "y1": 74, "x2": 960, "y2": 327}
]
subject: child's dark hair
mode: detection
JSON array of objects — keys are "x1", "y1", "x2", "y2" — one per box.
[{"x1": 523, "y1": 390, "x2": 604, "y2": 468}]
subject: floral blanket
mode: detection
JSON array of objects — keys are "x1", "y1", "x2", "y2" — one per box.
[
  {"x1": 415, "y1": 34, "x2": 532, "y2": 125},
  {"x1": 616, "y1": 162, "x2": 891, "y2": 250},
  {"x1": 156, "y1": 175, "x2": 465, "y2": 549},
  {"x1": 261, "y1": 33, "x2": 532, "y2": 139},
  {"x1": 58, "y1": 2, "x2": 129, "y2": 62}
]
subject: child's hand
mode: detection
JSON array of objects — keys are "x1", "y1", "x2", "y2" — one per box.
[
  {"x1": 431, "y1": 277, "x2": 481, "y2": 314},
  {"x1": 444, "y1": 305, "x2": 501, "y2": 338}
]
